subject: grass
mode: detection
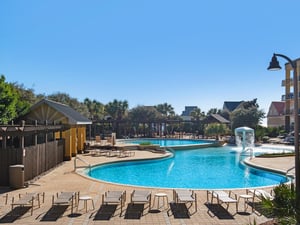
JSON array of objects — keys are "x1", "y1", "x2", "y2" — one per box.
[
  {"x1": 139, "y1": 142, "x2": 152, "y2": 146},
  {"x1": 256, "y1": 153, "x2": 295, "y2": 158}
]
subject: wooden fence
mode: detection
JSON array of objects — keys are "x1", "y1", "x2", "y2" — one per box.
[{"x1": 0, "y1": 139, "x2": 64, "y2": 186}]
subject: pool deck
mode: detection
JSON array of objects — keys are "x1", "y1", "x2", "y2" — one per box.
[{"x1": 0, "y1": 146, "x2": 295, "y2": 225}]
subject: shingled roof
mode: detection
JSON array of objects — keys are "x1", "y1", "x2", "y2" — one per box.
[
  {"x1": 223, "y1": 101, "x2": 243, "y2": 112},
  {"x1": 204, "y1": 114, "x2": 230, "y2": 124},
  {"x1": 30, "y1": 99, "x2": 92, "y2": 125}
]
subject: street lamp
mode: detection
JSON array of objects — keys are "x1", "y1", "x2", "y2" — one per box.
[{"x1": 268, "y1": 53, "x2": 300, "y2": 224}]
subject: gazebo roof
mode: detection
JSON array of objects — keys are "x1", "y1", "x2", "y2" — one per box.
[
  {"x1": 235, "y1": 126, "x2": 254, "y2": 132},
  {"x1": 28, "y1": 98, "x2": 92, "y2": 125}
]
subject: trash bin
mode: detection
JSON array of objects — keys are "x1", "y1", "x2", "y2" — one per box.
[{"x1": 9, "y1": 165, "x2": 24, "y2": 189}]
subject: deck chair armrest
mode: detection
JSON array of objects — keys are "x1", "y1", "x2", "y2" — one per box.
[
  {"x1": 228, "y1": 191, "x2": 237, "y2": 200},
  {"x1": 212, "y1": 191, "x2": 220, "y2": 202}
]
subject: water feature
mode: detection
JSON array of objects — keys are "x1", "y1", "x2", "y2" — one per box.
[{"x1": 235, "y1": 126, "x2": 255, "y2": 152}]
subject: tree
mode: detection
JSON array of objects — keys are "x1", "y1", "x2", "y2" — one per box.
[
  {"x1": 0, "y1": 75, "x2": 19, "y2": 124},
  {"x1": 230, "y1": 99, "x2": 265, "y2": 130},
  {"x1": 83, "y1": 98, "x2": 105, "y2": 121},
  {"x1": 190, "y1": 108, "x2": 205, "y2": 121},
  {"x1": 207, "y1": 108, "x2": 222, "y2": 115},
  {"x1": 105, "y1": 99, "x2": 129, "y2": 136},
  {"x1": 205, "y1": 123, "x2": 229, "y2": 140},
  {"x1": 190, "y1": 107, "x2": 205, "y2": 135},
  {"x1": 47, "y1": 92, "x2": 90, "y2": 118},
  {"x1": 105, "y1": 99, "x2": 129, "y2": 121},
  {"x1": 11, "y1": 82, "x2": 37, "y2": 117},
  {"x1": 155, "y1": 103, "x2": 175, "y2": 118},
  {"x1": 128, "y1": 105, "x2": 162, "y2": 137}
]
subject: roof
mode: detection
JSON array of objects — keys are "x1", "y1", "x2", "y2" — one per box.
[
  {"x1": 223, "y1": 101, "x2": 243, "y2": 112},
  {"x1": 204, "y1": 114, "x2": 230, "y2": 124},
  {"x1": 210, "y1": 114, "x2": 230, "y2": 123},
  {"x1": 235, "y1": 126, "x2": 254, "y2": 132},
  {"x1": 30, "y1": 99, "x2": 92, "y2": 125},
  {"x1": 270, "y1": 101, "x2": 285, "y2": 115},
  {"x1": 181, "y1": 106, "x2": 198, "y2": 116}
]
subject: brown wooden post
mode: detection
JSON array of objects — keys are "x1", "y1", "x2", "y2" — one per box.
[{"x1": 2, "y1": 135, "x2": 6, "y2": 149}]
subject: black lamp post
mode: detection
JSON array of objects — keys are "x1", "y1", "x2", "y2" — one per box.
[{"x1": 268, "y1": 53, "x2": 300, "y2": 224}]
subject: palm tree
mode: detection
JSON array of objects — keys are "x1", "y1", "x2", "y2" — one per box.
[
  {"x1": 129, "y1": 105, "x2": 162, "y2": 137},
  {"x1": 190, "y1": 108, "x2": 205, "y2": 136},
  {"x1": 83, "y1": 98, "x2": 105, "y2": 121},
  {"x1": 105, "y1": 99, "x2": 129, "y2": 136},
  {"x1": 155, "y1": 103, "x2": 175, "y2": 136},
  {"x1": 155, "y1": 103, "x2": 175, "y2": 118}
]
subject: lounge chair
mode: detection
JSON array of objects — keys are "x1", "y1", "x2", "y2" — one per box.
[
  {"x1": 173, "y1": 189, "x2": 197, "y2": 215},
  {"x1": 247, "y1": 189, "x2": 274, "y2": 201},
  {"x1": 52, "y1": 191, "x2": 78, "y2": 214},
  {"x1": 207, "y1": 190, "x2": 238, "y2": 214},
  {"x1": 130, "y1": 190, "x2": 151, "y2": 215},
  {"x1": 102, "y1": 191, "x2": 126, "y2": 216},
  {"x1": 11, "y1": 192, "x2": 44, "y2": 215}
]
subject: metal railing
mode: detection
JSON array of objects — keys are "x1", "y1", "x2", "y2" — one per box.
[{"x1": 74, "y1": 156, "x2": 91, "y2": 172}]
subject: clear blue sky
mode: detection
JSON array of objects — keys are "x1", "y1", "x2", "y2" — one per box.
[{"x1": 1, "y1": 1, "x2": 300, "y2": 126}]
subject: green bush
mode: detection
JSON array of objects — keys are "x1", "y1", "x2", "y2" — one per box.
[
  {"x1": 262, "y1": 136, "x2": 270, "y2": 143},
  {"x1": 139, "y1": 142, "x2": 152, "y2": 146},
  {"x1": 262, "y1": 184, "x2": 296, "y2": 225}
]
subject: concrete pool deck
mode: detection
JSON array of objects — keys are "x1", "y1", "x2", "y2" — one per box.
[{"x1": 0, "y1": 147, "x2": 294, "y2": 225}]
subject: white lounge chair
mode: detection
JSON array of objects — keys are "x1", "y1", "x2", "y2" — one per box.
[
  {"x1": 130, "y1": 190, "x2": 151, "y2": 215},
  {"x1": 207, "y1": 190, "x2": 238, "y2": 214},
  {"x1": 247, "y1": 189, "x2": 274, "y2": 201},
  {"x1": 173, "y1": 189, "x2": 197, "y2": 215},
  {"x1": 102, "y1": 191, "x2": 126, "y2": 216}
]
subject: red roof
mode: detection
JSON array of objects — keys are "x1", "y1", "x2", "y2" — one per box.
[{"x1": 271, "y1": 101, "x2": 285, "y2": 115}]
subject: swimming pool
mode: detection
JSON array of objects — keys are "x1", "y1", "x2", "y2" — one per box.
[
  {"x1": 88, "y1": 146, "x2": 289, "y2": 189},
  {"x1": 118, "y1": 138, "x2": 215, "y2": 147}
]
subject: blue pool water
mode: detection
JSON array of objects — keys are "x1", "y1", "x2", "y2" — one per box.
[
  {"x1": 88, "y1": 146, "x2": 289, "y2": 189},
  {"x1": 118, "y1": 138, "x2": 214, "y2": 147}
]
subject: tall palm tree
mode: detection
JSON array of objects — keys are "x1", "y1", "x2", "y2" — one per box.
[
  {"x1": 155, "y1": 103, "x2": 175, "y2": 118},
  {"x1": 155, "y1": 103, "x2": 175, "y2": 136},
  {"x1": 190, "y1": 108, "x2": 206, "y2": 136},
  {"x1": 84, "y1": 98, "x2": 105, "y2": 121},
  {"x1": 105, "y1": 99, "x2": 129, "y2": 120},
  {"x1": 105, "y1": 99, "x2": 129, "y2": 136}
]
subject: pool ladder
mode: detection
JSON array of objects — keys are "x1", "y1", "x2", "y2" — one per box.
[
  {"x1": 74, "y1": 156, "x2": 91, "y2": 172},
  {"x1": 285, "y1": 166, "x2": 295, "y2": 188}
]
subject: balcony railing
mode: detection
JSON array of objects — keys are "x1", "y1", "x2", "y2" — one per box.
[{"x1": 282, "y1": 79, "x2": 293, "y2": 87}]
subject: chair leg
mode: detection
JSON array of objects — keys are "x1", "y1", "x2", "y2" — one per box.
[{"x1": 31, "y1": 199, "x2": 34, "y2": 215}]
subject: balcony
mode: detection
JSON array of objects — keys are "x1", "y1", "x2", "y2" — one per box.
[
  {"x1": 286, "y1": 92, "x2": 294, "y2": 100},
  {"x1": 282, "y1": 79, "x2": 293, "y2": 87}
]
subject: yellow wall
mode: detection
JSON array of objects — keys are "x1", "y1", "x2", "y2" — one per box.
[
  {"x1": 61, "y1": 129, "x2": 72, "y2": 160},
  {"x1": 77, "y1": 126, "x2": 86, "y2": 152},
  {"x1": 58, "y1": 125, "x2": 87, "y2": 159}
]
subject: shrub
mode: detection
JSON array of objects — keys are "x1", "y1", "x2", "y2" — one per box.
[
  {"x1": 139, "y1": 142, "x2": 152, "y2": 146},
  {"x1": 262, "y1": 184, "x2": 296, "y2": 225}
]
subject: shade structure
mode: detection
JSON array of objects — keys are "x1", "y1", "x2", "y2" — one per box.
[{"x1": 234, "y1": 127, "x2": 255, "y2": 151}]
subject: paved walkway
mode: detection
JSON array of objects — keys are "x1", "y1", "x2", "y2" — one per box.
[{"x1": 0, "y1": 148, "x2": 294, "y2": 225}]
